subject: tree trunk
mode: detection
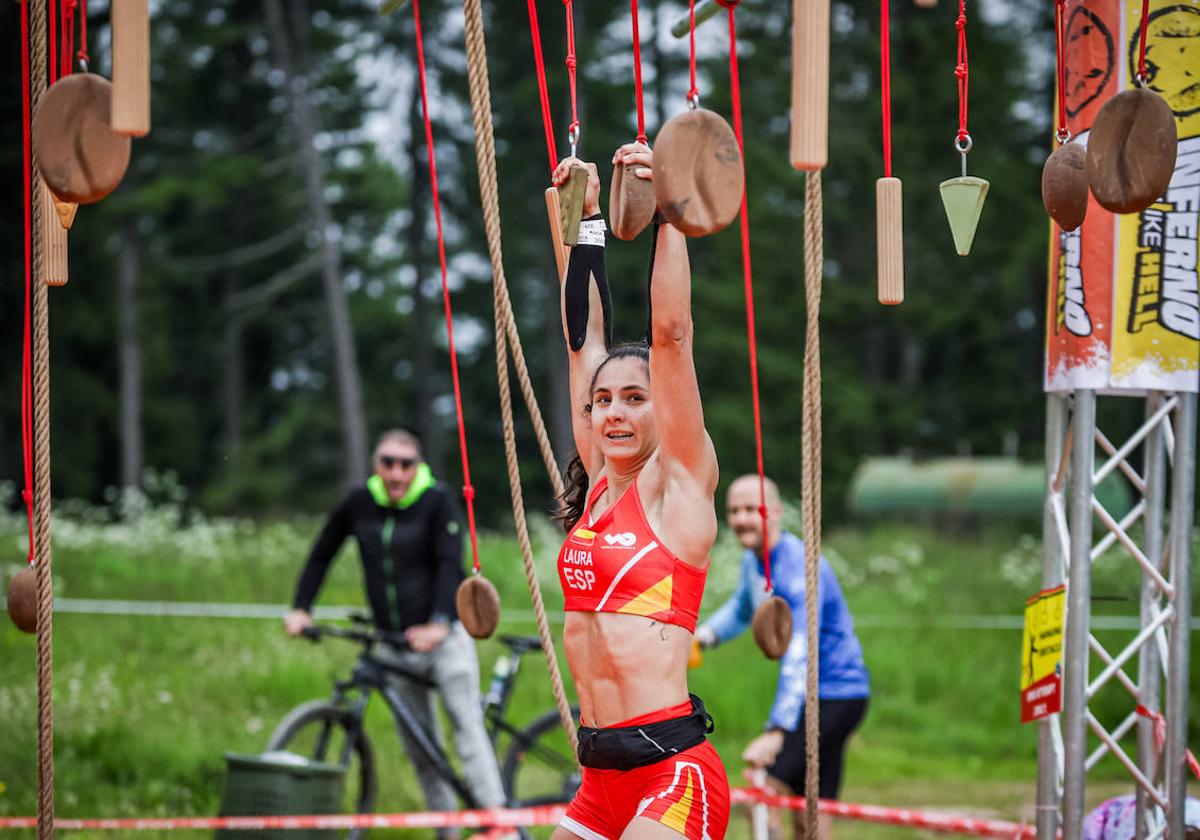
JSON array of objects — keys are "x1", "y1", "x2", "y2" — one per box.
[
  {"x1": 650, "y1": 0, "x2": 667, "y2": 132},
  {"x1": 406, "y1": 57, "x2": 442, "y2": 471},
  {"x1": 262, "y1": 0, "x2": 368, "y2": 486},
  {"x1": 222, "y1": 281, "x2": 244, "y2": 465},
  {"x1": 117, "y1": 219, "x2": 143, "y2": 491}
]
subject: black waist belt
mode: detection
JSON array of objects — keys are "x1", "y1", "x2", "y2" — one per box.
[{"x1": 577, "y1": 694, "x2": 714, "y2": 771}]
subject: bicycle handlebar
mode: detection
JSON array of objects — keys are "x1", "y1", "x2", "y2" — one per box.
[{"x1": 300, "y1": 623, "x2": 411, "y2": 650}]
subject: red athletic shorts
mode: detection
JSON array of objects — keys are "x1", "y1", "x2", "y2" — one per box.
[{"x1": 561, "y1": 701, "x2": 731, "y2": 840}]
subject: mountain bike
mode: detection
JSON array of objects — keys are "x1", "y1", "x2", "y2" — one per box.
[{"x1": 266, "y1": 618, "x2": 580, "y2": 839}]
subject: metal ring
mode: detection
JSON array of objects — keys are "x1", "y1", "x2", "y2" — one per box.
[
  {"x1": 1133, "y1": 72, "x2": 1147, "y2": 88},
  {"x1": 954, "y1": 134, "x2": 973, "y2": 154},
  {"x1": 687, "y1": 91, "x2": 700, "y2": 110},
  {"x1": 1056, "y1": 128, "x2": 1072, "y2": 144}
]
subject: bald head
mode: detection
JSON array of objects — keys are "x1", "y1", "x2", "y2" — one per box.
[{"x1": 725, "y1": 474, "x2": 784, "y2": 555}]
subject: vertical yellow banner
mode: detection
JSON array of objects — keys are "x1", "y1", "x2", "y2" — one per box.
[{"x1": 1110, "y1": 0, "x2": 1200, "y2": 391}]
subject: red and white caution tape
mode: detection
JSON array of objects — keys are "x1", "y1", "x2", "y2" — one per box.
[
  {"x1": 0, "y1": 791, "x2": 1039, "y2": 836},
  {"x1": 732, "y1": 789, "x2": 1038, "y2": 840},
  {"x1": 0, "y1": 804, "x2": 566, "y2": 832}
]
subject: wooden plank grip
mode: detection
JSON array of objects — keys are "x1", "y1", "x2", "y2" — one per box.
[
  {"x1": 39, "y1": 178, "x2": 69, "y2": 287},
  {"x1": 790, "y1": 0, "x2": 830, "y2": 171},
  {"x1": 112, "y1": 0, "x2": 151, "y2": 137},
  {"x1": 876, "y1": 177, "x2": 903, "y2": 305},
  {"x1": 544, "y1": 187, "x2": 568, "y2": 281},
  {"x1": 558, "y1": 165, "x2": 588, "y2": 246}
]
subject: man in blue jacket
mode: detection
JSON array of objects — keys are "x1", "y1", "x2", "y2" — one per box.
[{"x1": 696, "y1": 474, "x2": 869, "y2": 840}]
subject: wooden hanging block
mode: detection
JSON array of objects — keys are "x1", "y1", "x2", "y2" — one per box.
[
  {"x1": 653, "y1": 108, "x2": 744, "y2": 237},
  {"x1": 558, "y1": 165, "x2": 589, "y2": 246},
  {"x1": 544, "y1": 186, "x2": 568, "y2": 280},
  {"x1": 751, "y1": 595, "x2": 793, "y2": 660},
  {"x1": 876, "y1": 177, "x2": 904, "y2": 305},
  {"x1": 38, "y1": 177, "x2": 69, "y2": 287},
  {"x1": 54, "y1": 197, "x2": 78, "y2": 229},
  {"x1": 33, "y1": 74, "x2": 132, "y2": 204},
  {"x1": 609, "y1": 160, "x2": 657, "y2": 241},
  {"x1": 111, "y1": 0, "x2": 151, "y2": 137},
  {"x1": 790, "y1": 0, "x2": 830, "y2": 171},
  {"x1": 1041, "y1": 142, "x2": 1088, "y2": 231},
  {"x1": 939, "y1": 176, "x2": 989, "y2": 256},
  {"x1": 913, "y1": 0, "x2": 938, "y2": 8},
  {"x1": 1086, "y1": 88, "x2": 1177, "y2": 215},
  {"x1": 456, "y1": 575, "x2": 500, "y2": 640},
  {"x1": 6, "y1": 566, "x2": 37, "y2": 634}
]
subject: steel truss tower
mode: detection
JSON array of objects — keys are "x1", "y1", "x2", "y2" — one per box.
[{"x1": 1038, "y1": 390, "x2": 1196, "y2": 840}]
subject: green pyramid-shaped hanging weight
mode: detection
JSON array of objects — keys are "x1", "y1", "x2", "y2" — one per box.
[{"x1": 939, "y1": 176, "x2": 990, "y2": 256}]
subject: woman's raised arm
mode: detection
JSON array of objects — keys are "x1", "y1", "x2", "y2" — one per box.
[
  {"x1": 613, "y1": 143, "x2": 716, "y2": 487},
  {"x1": 552, "y1": 157, "x2": 609, "y2": 474}
]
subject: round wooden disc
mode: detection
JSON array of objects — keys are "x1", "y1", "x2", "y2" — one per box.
[
  {"x1": 7, "y1": 566, "x2": 38, "y2": 634},
  {"x1": 1086, "y1": 88, "x2": 1177, "y2": 215},
  {"x1": 751, "y1": 595, "x2": 792, "y2": 661},
  {"x1": 456, "y1": 575, "x2": 500, "y2": 640},
  {"x1": 653, "y1": 109, "x2": 744, "y2": 237},
  {"x1": 1041, "y1": 142, "x2": 1089, "y2": 232},
  {"x1": 609, "y1": 161, "x2": 657, "y2": 241},
  {"x1": 33, "y1": 74, "x2": 132, "y2": 205}
]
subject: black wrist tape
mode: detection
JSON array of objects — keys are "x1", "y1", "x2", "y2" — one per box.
[{"x1": 564, "y1": 220, "x2": 612, "y2": 352}]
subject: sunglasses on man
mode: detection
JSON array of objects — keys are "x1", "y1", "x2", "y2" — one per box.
[{"x1": 378, "y1": 455, "x2": 418, "y2": 470}]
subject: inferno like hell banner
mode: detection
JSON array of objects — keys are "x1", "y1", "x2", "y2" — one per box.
[{"x1": 1045, "y1": 0, "x2": 1199, "y2": 393}]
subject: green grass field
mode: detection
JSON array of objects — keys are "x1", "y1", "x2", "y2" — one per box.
[{"x1": 0, "y1": 498, "x2": 1194, "y2": 839}]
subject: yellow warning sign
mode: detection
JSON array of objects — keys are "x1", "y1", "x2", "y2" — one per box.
[{"x1": 1021, "y1": 585, "x2": 1065, "y2": 723}]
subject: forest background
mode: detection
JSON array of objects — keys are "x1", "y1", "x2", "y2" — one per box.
[{"x1": 0, "y1": 0, "x2": 1064, "y2": 521}]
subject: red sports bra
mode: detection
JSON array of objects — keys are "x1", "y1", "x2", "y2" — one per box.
[{"x1": 557, "y1": 475, "x2": 707, "y2": 632}]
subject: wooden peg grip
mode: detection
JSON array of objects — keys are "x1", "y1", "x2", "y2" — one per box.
[
  {"x1": 544, "y1": 187, "x2": 568, "y2": 281},
  {"x1": 876, "y1": 177, "x2": 903, "y2": 305},
  {"x1": 558, "y1": 165, "x2": 588, "y2": 246},
  {"x1": 112, "y1": 0, "x2": 151, "y2": 137},
  {"x1": 790, "y1": 0, "x2": 830, "y2": 171},
  {"x1": 39, "y1": 177, "x2": 69, "y2": 287}
]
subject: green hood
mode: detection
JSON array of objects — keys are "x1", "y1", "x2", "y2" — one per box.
[{"x1": 368, "y1": 463, "x2": 435, "y2": 509}]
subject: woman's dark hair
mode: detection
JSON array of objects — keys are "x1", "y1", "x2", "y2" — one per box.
[{"x1": 553, "y1": 342, "x2": 650, "y2": 531}]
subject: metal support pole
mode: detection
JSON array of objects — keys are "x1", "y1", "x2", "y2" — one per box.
[
  {"x1": 1135, "y1": 393, "x2": 1166, "y2": 840},
  {"x1": 1164, "y1": 392, "x2": 1195, "y2": 840},
  {"x1": 1062, "y1": 389, "x2": 1095, "y2": 840},
  {"x1": 1038, "y1": 393, "x2": 1068, "y2": 840}
]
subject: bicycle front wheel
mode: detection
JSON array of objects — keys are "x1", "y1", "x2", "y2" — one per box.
[
  {"x1": 502, "y1": 706, "x2": 581, "y2": 809},
  {"x1": 266, "y1": 700, "x2": 377, "y2": 840}
]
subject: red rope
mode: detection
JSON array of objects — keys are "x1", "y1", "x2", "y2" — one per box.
[
  {"x1": 563, "y1": 0, "x2": 579, "y2": 148},
  {"x1": 412, "y1": 0, "x2": 481, "y2": 573},
  {"x1": 77, "y1": 0, "x2": 87, "y2": 67},
  {"x1": 954, "y1": 0, "x2": 969, "y2": 142},
  {"x1": 687, "y1": 0, "x2": 698, "y2": 102},
  {"x1": 630, "y1": 0, "x2": 647, "y2": 143},
  {"x1": 62, "y1": 0, "x2": 76, "y2": 78},
  {"x1": 880, "y1": 0, "x2": 893, "y2": 176},
  {"x1": 1054, "y1": 0, "x2": 1068, "y2": 139},
  {"x1": 718, "y1": 1, "x2": 771, "y2": 590},
  {"x1": 20, "y1": 0, "x2": 35, "y2": 566},
  {"x1": 1136, "y1": 0, "x2": 1150, "y2": 83},
  {"x1": 526, "y1": 0, "x2": 558, "y2": 173}
]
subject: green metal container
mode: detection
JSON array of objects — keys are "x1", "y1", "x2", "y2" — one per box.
[
  {"x1": 848, "y1": 456, "x2": 1133, "y2": 517},
  {"x1": 216, "y1": 752, "x2": 347, "y2": 840}
]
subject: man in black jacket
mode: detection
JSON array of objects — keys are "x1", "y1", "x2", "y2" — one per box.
[{"x1": 284, "y1": 429, "x2": 506, "y2": 826}]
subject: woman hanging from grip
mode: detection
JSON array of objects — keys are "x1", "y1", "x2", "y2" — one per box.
[{"x1": 550, "y1": 142, "x2": 730, "y2": 840}]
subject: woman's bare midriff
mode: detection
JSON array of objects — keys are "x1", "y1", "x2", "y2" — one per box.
[{"x1": 563, "y1": 611, "x2": 692, "y2": 728}]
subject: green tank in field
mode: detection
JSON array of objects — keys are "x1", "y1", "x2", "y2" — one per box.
[{"x1": 848, "y1": 457, "x2": 1134, "y2": 517}]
